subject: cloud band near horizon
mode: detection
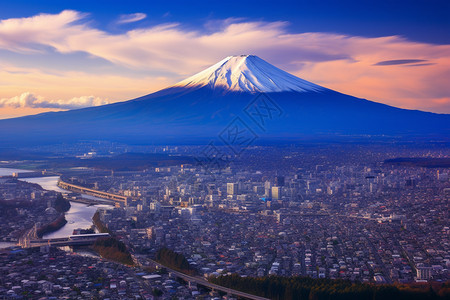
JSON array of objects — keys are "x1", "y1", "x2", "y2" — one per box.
[
  {"x1": 0, "y1": 10, "x2": 449, "y2": 116},
  {"x1": 0, "y1": 92, "x2": 108, "y2": 109}
]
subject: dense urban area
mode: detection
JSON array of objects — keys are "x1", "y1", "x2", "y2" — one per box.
[{"x1": 0, "y1": 143, "x2": 449, "y2": 299}]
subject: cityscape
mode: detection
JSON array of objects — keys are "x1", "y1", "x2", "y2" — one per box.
[{"x1": 0, "y1": 143, "x2": 449, "y2": 298}]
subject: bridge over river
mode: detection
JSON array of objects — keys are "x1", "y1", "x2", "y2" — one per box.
[
  {"x1": 20, "y1": 233, "x2": 268, "y2": 300},
  {"x1": 21, "y1": 233, "x2": 110, "y2": 248},
  {"x1": 57, "y1": 180, "x2": 128, "y2": 205}
]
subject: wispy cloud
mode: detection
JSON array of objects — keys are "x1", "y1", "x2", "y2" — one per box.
[
  {"x1": 0, "y1": 10, "x2": 83, "y2": 53},
  {"x1": 0, "y1": 92, "x2": 109, "y2": 109},
  {"x1": 117, "y1": 13, "x2": 147, "y2": 24},
  {"x1": 0, "y1": 11, "x2": 449, "y2": 113},
  {"x1": 374, "y1": 59, "x2": 428, "y2": 66}
]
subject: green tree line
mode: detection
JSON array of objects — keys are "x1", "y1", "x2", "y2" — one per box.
[
  {"x1": 209, "y1": 274, "x2": 449, "y2": 300},
  {"x1": 92, "y1": 237, "x2": 134, "y2": 266},
  {"x1": 155, "y1": 247, "x2": 195, "y2": 275},
  {"x1": 54, "y1": 193, "x2": 71, "y2": 213}
]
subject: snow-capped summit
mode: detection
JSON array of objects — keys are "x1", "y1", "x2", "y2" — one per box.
[{"x1": 174, "y1": 55, "x2": 324, "y2": 93}]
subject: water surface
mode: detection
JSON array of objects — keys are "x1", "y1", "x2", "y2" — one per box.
[{"x1": 0, "y1": 168, "x2": 112, "y2": 239}]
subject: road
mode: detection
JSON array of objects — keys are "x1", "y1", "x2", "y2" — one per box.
[
  {"x1": 136, "y1": 255, "x2": 270, "y2": 300},
  {"x1": 57, "y1": 179, "x2": 127, "y2": 204}
]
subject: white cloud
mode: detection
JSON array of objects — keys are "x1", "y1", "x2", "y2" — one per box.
[
  {"x1": 0, "y1": 10, "x2": 84, "y2": 53},
  {"x1": 117, "y1": 13, "x2": 147, "y2": 24},
  {"x1": 0, "y1": 92, "x2": 109, "y2": 109},
  {"x1": 0, "y1": 11, "x2": 449, "y2": 113}
]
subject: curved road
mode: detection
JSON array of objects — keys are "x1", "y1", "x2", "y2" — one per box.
[{"x1": 136, "y1": 255, "x2": 270, "y2": 300}]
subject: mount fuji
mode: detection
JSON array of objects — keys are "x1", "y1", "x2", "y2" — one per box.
[
  {"x1": 0, "y1": 55, "x2": 449, "y2": 146},
  {"x1": 173, "y1": 55, "x2": 324, "y2": 93}
]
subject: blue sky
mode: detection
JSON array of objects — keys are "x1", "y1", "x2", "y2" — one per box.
[
  {"x1": 2, "y1": 0, "x2": 448, "y2": 43},
  {"x1": 0, "y1": 0, "x2": 449, "y2": 118}
]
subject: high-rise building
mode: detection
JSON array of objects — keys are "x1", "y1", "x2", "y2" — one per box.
[
  {"x1": 253, "y1": 186, "x2": 265, "y2": 195},
  {"x1": 227, "y1": 183, "x2": 239, "y2": 195},
  {"x1": 149, "y1": 201, "x2": 161, "y2": 212},
  {"x1": 271, "y1": 186, "x2": 281, "y2": 200}
]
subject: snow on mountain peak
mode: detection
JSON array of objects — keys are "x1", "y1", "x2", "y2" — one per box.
[{"x1": 173, "y1": 55, "x2": 325, "y2": 93}]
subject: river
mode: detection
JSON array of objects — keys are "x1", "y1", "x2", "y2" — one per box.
[{"x1": 0, "y1": 167, "x2": 111, "y2": 239}]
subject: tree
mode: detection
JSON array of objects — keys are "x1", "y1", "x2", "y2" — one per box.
[{"x1": 54, "y1": 193, "x2": 71, "y2": 212}]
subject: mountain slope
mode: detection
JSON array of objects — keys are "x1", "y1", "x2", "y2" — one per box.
[{"x1": 0, "y1": 55, "x2": 448, "y2": 146}]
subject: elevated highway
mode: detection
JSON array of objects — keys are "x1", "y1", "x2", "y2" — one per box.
[
  {"x1": 57, "y1": 180, "x2": 128, "y2": 204},
  {"x1": 137, "y1": 256, "x2": 270, "y2": 300},
  {"x1": 23, "y1": 233, "x2": 110, "y2": 248}
]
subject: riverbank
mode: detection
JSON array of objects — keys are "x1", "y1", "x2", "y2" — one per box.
[
  {"x1": 92, "y1": 211, "x2": 111, "y2": 234},
  {"x1": 0, "y1": 175, "x2": 63, "y2": 242},
  {"x1": 14, "y1": 171, "x2": 112, "y2": 239},
  {"x1": 36, "y1": 214, "x2": 67, "y2": 238}
]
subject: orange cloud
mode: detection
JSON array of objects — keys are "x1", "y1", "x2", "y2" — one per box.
[{"x1": 0, "y1": 10, "x2": 449, "y2": 119}]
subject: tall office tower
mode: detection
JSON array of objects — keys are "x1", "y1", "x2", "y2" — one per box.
[
  {"x1": 271, "y1": 186, "x2": 281, "y2": 200},
  {"x1": 227, "y1": 183, "x2": 239, "y2": 195}
]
